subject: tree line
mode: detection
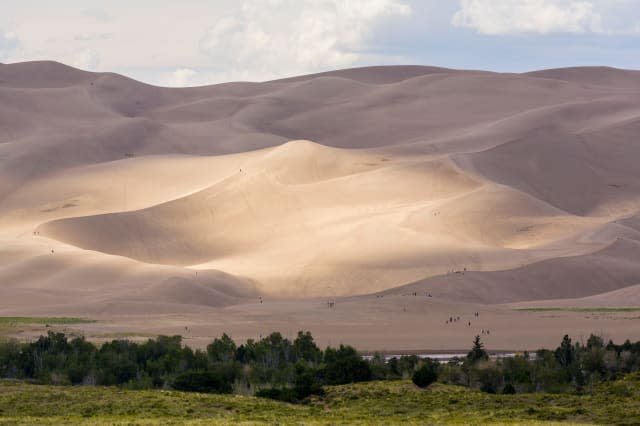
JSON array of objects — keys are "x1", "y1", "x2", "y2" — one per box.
[
  {"x1": 415, "y1": 334, "x2": 640, "y2": 395},
  {"x1": 0, "y1": 331, "x2": 639, "y2": 401}
]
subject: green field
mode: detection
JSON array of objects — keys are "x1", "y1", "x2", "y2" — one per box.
[
  {"x1": 1, "y1": 372, "x2": 638, "y2": 425},
  {"x1": 516, "y1": 307, "x2": 640, "y2": 313},
  {"x1": 0, "y1": 317, "x2": 95, "y2": 326}
]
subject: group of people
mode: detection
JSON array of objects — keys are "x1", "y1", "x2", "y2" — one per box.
[{"x1": 443, "y1": 311, "x2": 491, "y2": 335}]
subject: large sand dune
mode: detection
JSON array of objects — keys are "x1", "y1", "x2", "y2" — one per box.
[{"x1": 1, "y1": 61, "x2": 640, "y2": 349}]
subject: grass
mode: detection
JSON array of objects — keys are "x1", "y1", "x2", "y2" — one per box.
[
  {"x1": 91, "y1": 332, "x2": 156, "y2": 339},
  {"x1": 0, "y1": 373, "x2": 639, "y2": 425},
  {"x1": 0, "y1": 317, "x2": 95, "y2": 326},
  {"x1": 0, "y1": 317, "x2": 97, "y2": 337},
  {"x1": 516, "y1": 307, "x2": 640, "y2": 313}
]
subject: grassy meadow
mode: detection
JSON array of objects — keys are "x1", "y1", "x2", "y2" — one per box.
[{"x1": 0, "y1": 372, "x2": 638, "y2": 425}]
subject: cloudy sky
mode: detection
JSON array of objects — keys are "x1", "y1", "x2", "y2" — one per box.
[{"x1": 1, "y1": 0, "x2": 639, "y2": 86}]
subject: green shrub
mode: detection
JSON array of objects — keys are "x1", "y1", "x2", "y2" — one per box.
[
  {"x1": 502, "y1": 383, "x2": 516, "y2": 394},
  {"x1": 412, "y1": 359, "x2": 439, "y2": 388},
  {"x1": 255, "y1": 387, "x2": 298, "y2": 402},
  {"x1": 171, "y1": 370, "x2": 232, "y2": 394},
  {"x1": 323, "y1": 345, "x2": 372, "y2": 385}
]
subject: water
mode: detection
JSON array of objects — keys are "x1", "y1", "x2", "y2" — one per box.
[{"x1": 361, "y1": 352, "x2": 532, "y2": 363}]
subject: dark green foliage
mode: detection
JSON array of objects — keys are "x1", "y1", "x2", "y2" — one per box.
[
  {"x1": 474, "y1": 364, "x2": 503, "y2": 394},
  {"x1": 171, "y1": 370, "x2": 232, "y2": 394},
  {"x1": 398, "y1": 355, "x2": 420, "y2": 377},
  {"x1": 2, "y1": 330, "x2": 640, "y2": 403},
  {"x1": 207, "y1": 333, "x2": 236, "y2": 364},
  {"x1": 293, "y1": 362, "x2": 324, "y2": 399},
  {"x1": 293, "y1": 331, "x2": 322, "y2": 364},
  {"x1": 323, "y1": 345, "x2": 372, "y2": 385},
  {"x1": 0, "y1": 338, "x2": 21, "y2": 378},
  {"x1": 555, "y1": 335, "x2": 574, "y2": 368},
  {"x1": 502, "y1": 383, "x2": 516, "y2": 394},
  {"x1": 467, "y1": 335, "x2": 489, "y2": 365},
  {"x1": 501, "y1": 355, "x2": 532, "y2": 391},
  {"x1": 412, "y1": 358, "x2": 439, "y2": 388},
  {"x1": 255, "y1": 387, "x2": 298, "y2": 402}
]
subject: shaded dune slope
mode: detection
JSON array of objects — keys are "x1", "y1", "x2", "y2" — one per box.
[{"x1": 384, "y1": 238, "x2": 640, "y2": 304}]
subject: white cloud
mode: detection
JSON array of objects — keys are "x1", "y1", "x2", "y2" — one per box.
[
  {"x1": 74, "y1": 33, "x2": 113, "y2": 42},
  {"x1": 164, "y1": 68, "x2": 199, "y2": 87},
  {"x1": 452, "y1": 0, "x2": 603, "y2": 35},
  {"x1": 71, "y1": 49, "x2": 100, "y2": 71},
  {"x1": 0, "y1": 30, "x2": 20, "y2": 61},
  {"x1": 83, "y1": 8, "x2": 113, "y2": 23},
  {"x1": 198, "y1": 0, "x2": 411, "y2": 81}
]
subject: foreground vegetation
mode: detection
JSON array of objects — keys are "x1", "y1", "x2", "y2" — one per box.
[
  {"x1": 2, "y1": 330, "x2": 640, "y2": 398},
  {"x1": 0, "y1": 373, "x2": 638, "y2": 425},
  {"x1": 1, "y1": 330, "x2": 640, "y2": 423}
]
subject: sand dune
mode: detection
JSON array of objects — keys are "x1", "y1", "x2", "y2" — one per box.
[
  {"x1": 1, "y1": 61, "x2": 640, "y2": 348},
  {"x1": 526, "y1": 66, "x2": 640, "y2": 89},
  {"x1": 385, "y1": 238, "x2": 640, "y2": 304}
]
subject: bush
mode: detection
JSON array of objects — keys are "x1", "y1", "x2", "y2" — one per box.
[
  {"x1": 255, "y1": 387, "x2": 298, "y2": 402},
  {"x1": 323, "y1": 345, "x2": 372, "y2": 385},
  {"x1": 293, "y1": 363, "x2": 324, "y2": 399},
  {"x1": 412, "y1": 359, "x2": 439, "y2": 388},
  {"x1": 502, "y1": 383, "x2": 516, "y2": 394},
  {"x1": 478, "y1": 364, "x2": 504, "y2": 394},
  {"x1": 172, "y1": 370, "x2": 232, "y2": 394}
]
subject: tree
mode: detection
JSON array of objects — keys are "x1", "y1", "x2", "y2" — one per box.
[
  {"x1": 467, "y1": 335, "x2": 489, "y2": 365},
  {"x1": 293, "y1": 362, "x2": 324, "y2": 399},
  {"x1": 412, "y1": 358, "x2": 439, "y2": 388},
  {"x1": 586, "y1": 334, "x2": 604, "y2": 350},
  {"x1": 555, "y1": 335, "x2": 574, "y2": 368},
  {"x1": 207, "y1": 333, "x2": 236, "y2": 364},
  {"x1": 0, "y1": 338, "x2": 21, "y2": 378},
  {"x1": 293, "y1": 331, "x2": 322, "y2": 364},
  {"x1": 323, "y1": 345, "x2": 372, "y2": 385},
  {"x1": 501, "y1": 355, "x2": 532, "y2": 391},
  {"x1": 474, "y1": 364, "x2": 503, "y2": 394}
]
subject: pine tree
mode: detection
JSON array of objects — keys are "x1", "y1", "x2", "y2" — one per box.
[{"x1": 467, "y1": 335, "x2": 489, "y2": 365}]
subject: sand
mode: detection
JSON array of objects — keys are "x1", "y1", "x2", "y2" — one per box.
[{"x1": 1, "y1": 61, "x2": 639, "y2": 350}]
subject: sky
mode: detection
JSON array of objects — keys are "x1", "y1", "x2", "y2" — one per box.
[{"x1": 1, "y1": 0, "x2": 639, "y2": 87}]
